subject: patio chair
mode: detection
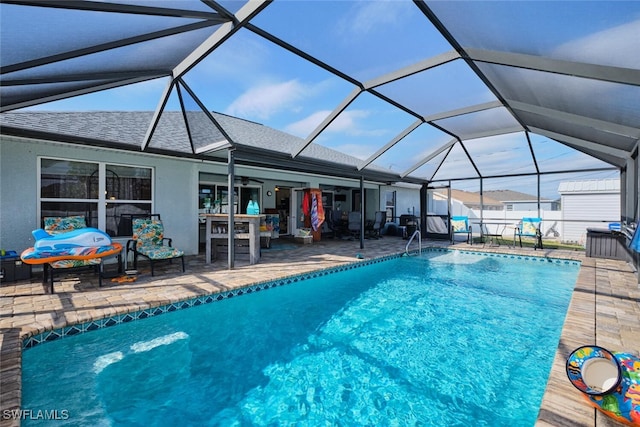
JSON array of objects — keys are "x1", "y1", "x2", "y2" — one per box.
[
  {"x1": 514, "y1": 217, "x2": 543, "y2": 250},
  {"x1": 127, "y1": 218, "x2": 184, "y2": 276},
  {"x1": 118, "y1": 213, "x2": 161, "y2": 236},
  {"x1": 451, "y1": 216, "x2": 472, "y2": 245},
  {"x1": 368, "y1": 211, "x2": 387, "y2": 239},
  {"x1": 347, "y1": 211, "x2": 362, "y2": 239},
  {"x1": 321, "y1": 208, "x2": 337, "y2": 238},
  {"x1": 42, "y1": 215, "x2": 112, "y2": 292}
]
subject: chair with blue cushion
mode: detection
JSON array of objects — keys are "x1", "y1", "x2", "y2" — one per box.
[
  {"x1": 514, "y1": 217, "x2": 543, "y2": 250},
  {"x1": 127, "y1": 218, "x2": 184, "y2": 276},
  {"x1": 451, "y1": 216, "x2": 472, "y2": 245}
]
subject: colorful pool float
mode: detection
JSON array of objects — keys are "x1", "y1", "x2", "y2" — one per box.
[
  {"x1": 566, "y1": 345, "x2": 640, "y2": 426},
  {"x1": 21, "y1": 228, "x2": 122, "y2": 264}
]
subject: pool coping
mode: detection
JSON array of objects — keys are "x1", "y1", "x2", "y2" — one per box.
[
  {"x1": 1, "y1": 242, "x2": 638, "y2": 427},
  {"x1": 19, "y1": 252, "x2": 399, "y2": 349}
]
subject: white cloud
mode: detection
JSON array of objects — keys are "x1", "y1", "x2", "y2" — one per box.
[
  {"x1": 285, "y1": 109, "x2": 372, "y2": 138},
  {"x1": 285, "y1": 110, "x2": 330, "y2": 137},
  {"x1": 285, "y1": 108, "x2": 389, "y2": 140},
  {"x1": 327, "y1": 109, "x2": 370, "y2": 133},
  {"x1": 339, "y1": 1, "x2": 412, "y2": 38},
  {"x1": 331, "y1": 143, "x2": 375, "y2": 160},
  {"x1": 190, "y1": 34, "x2": 269, "y2": 81},
  {"x1": 554, "y1": 19, "x2": 640, "y2": 68},
  {"x1": 224, "y1": 79, "x2": 307, "y2": 120}
]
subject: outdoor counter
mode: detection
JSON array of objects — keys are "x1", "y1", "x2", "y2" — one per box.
[{"x1": 203, "y1": 214, "x2": 265, "y2": 265}]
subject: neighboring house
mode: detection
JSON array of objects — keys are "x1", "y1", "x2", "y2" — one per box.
[
  {"x1": 448, "y1": 189, "x2": 504, "y2": 212},
  {"x1": 432, "y1": 189, "x2": 504, "y2": 216},
  {"x1": 0, "y1": 111, "x2": 420, "y2": 257},
  {"x1": 481, "y1": 190, "x2": 559, "y2": 211},
  {"x1": 432, "y1": 188, "x2": 561, "y2": 240},
  {"x1": 557, "y1": 178, "x2": 621, "y2": 244}
]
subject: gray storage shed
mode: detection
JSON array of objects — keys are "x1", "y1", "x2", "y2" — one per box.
[{"x1": 558, "y1": 179, "x2": 621, "y2": 245}]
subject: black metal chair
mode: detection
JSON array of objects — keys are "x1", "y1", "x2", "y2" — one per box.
[
  {"x1": 347, "y1": 211, "x2": 361, "y2": 239},
  {"x1": 513, "y1": 217, "x2": 543, "y2": 250},
  {"x1": 126, "y1": 217, "x2": 184, "y2": 276},
  {"x1": 322, "y1": 208, "x2": 337, "y2": 238},
  {"x1": 368, "y1": 211, "x2": 387, "y2": 239},
  {"x1": 118, "y1": 213, "x2": 160, "y2": 237}
]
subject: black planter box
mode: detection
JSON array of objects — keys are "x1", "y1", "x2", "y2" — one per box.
[{"x1": 1, "y1": 251, "x2": 32, "y2": 283}]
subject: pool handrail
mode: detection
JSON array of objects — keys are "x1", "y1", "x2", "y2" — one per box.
[{"x1": 405, "y1": 229, "x2": 422, "y2": 256}]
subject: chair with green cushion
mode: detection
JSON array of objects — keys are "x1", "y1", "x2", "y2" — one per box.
[
  {"x1": 43, "y1": 215, "x2": 104, "y2": 292},
  {"x1": 44, "y1": 215, "x2": 88, "y2": 235},
  {"x1": 127, "y1": 218, "x2": 184, "y2": 276},
  {"x1": 451, "y1": 216, "x2": 472, "y2": 245}
]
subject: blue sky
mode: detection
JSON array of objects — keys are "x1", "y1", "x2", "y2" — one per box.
[{"x1": 22, "y1": 0, "x2": 629, "y2": 198}]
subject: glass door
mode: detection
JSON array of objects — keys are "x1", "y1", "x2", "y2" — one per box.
[
  {"x1": 290, "y1": 187, "x2": 305, "y2": 236},
  {"x1": 199, "y1": 184, "x2": 215, "y2": 213},
  {"x1": 239, "y1": 186, "x2": 261, "y2": 215},
  {"x1": 217, "y1": 186, "x2": 238, "y2": 214},
  {"x1": 426, "y1": 185, "x2": 451, "y2": 239}
]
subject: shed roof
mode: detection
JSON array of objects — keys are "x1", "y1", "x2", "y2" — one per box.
[{"x1": 557, "y1": 178, "x2": 621, "y2": 194}]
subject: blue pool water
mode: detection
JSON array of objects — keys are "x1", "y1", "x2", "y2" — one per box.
[{"x1": 22, "y1": 251, "x2": 579, "y2": 426}]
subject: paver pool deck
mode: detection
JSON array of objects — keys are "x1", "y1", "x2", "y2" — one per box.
[{"x1": 1, "y1": 236, "x2": 639, "y2": 427}]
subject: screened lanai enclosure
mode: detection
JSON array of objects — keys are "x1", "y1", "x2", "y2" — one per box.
[{"x1": 1, "y1": 1, "x2": 639, "y2": 259}]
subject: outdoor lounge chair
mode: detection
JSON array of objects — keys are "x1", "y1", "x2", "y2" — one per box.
[
  {"x1": 41, "y1": 215, "x2": 116, "y2": 292},
  {"x1": 451, "y1": 216, "x2": 472, "y2": 245},
  {"x1": 514, "y1": 217, "x2": 543, "y2": 250},
  {"x1": 127, "y1": 218, "x2": 184, "y2": 276}
]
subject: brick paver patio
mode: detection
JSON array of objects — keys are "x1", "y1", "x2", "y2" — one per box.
[{"x1": 1, "y1": 236, "x2": 638, "y2": 427}]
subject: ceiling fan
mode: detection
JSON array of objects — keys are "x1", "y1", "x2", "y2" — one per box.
[{"x1": 237, "y1": 176, "x2": 264, "y2": 186}]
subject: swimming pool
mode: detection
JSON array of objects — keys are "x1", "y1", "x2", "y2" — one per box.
[{"x1": 21, "y1": 250, "x2": 580, "y2": 426}]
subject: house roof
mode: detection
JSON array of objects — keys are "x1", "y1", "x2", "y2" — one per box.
[
  {"x1": 557, "y1": 178, "x2": 621, "y2": 194},
  {"x1": 481, "y1": 189, "x2": 554, "y2": 203},
  {"x1": 0, "y1": 110, "x2": 404, "y2": 183},
  {"x1": 0, "y1": 1, "x2": 635, "y2": 191},
  {"x1": 447, "y1": 189, "x2": 503, "y2": 206}
]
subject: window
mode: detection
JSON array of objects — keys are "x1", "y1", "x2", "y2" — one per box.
[
  {"x1": 40, "y1": 158, "x2": 152, "y2": 237},
  {"x1": 199, "y1": 182, "x2": 262, "y2": 214},
  {"x1": 385, "y1": 190, "x2": 396, "y2": 222}
]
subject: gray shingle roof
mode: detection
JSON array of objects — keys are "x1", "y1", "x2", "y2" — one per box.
[{"x1": 0, "y1": 110, "x2": 385, "y2": 174}]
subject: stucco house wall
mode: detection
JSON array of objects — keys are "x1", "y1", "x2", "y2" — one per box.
[
  {"x1": 379, "y1": 184, "x2": 421, "y2": 222},
  {"x1": 1, "y1": 136, "x2": 200, "y2": 256},
  {"x1": 1, "y1": 137, "x2": 388, "y2": 259}
]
